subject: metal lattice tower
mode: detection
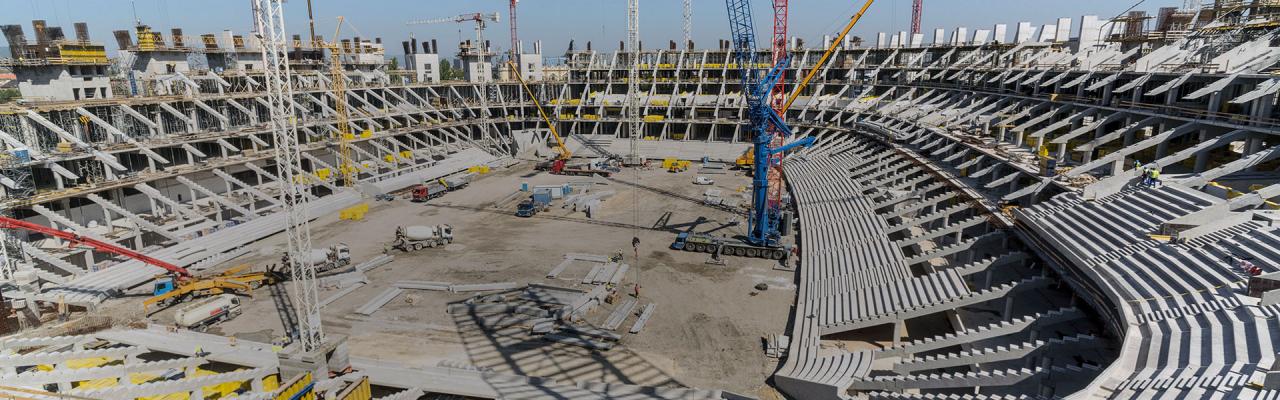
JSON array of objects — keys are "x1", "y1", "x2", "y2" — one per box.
[
  {"x1": 509, "y1": 0, "x2": 519, "y2": 61},
  {"x1": 252, "y1": 0, "x2": 323, "y2": 352},
  {"x1": 683, "y1": 0, "x2": 692, "y2": 50},
  {"x1": 628, "y1": 0, "x2": 640, "y2": 158}
]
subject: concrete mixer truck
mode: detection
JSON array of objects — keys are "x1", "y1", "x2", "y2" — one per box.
[
  {"x1": 281, "y1": 243, "x2": 352, "y2": 274},
  {"x1": 393, "y1": 224, "x2": 454, "y2": 252}
]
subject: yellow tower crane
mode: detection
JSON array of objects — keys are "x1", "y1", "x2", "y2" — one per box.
[{"x1": 326, "y1": 17, "x2": 357, "y2": 187}]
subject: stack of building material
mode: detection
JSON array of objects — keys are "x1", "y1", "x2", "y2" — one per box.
[
  {"x1": 602, "y1": 298, "x2": 638, "y2": 330},
  {"x1": 629, "y1": 303, "x2": 656, "y2": 334},
  {"x1": 580, "y1": 263, "x2": 629, "y2": 285},
  {"x1": 394, "y1": 280, "x2": 451, "y2": 291},
  {"x1": 355, "y1": 287, "x2": 404, "y2": 315},
  {"x1": 449, "y1": 282, "x2": 518, "y2": 293},
  {"x1": 764, "y1": 334, "x2": 790, "y2": 358}
]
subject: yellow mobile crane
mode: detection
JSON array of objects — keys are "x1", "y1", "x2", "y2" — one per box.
[{"x1": 507, "y1": 60, "x2": 570, "y2": 160}]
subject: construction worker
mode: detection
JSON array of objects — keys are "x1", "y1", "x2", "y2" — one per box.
[{"x1": 1150, "y1": 168, "x2": 1161, "y2": 187}]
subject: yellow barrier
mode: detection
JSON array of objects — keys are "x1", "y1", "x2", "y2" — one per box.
[
  {"x1": 340, "y1": 202, "x2": 370, "y2": 221},
  {"x1": 467, "y1": 165, "x2": 491, "y2": 174},
  {"x1": 337, "y1": 377, "x2": 372, "y2": 400}
]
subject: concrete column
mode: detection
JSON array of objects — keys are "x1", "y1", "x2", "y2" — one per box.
[
  {"x1": 1194, "y1": 129, "x2": 1212, "y2": 172},
  {"x1": 1004, "y1": 296, "x2": 1015, "y2": 321},
  {"x1": 893, "y1": 320, "x2": 904, "y2": 348}
]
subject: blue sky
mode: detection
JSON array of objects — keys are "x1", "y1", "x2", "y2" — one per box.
[{"x1": 3, "y1": 0, "x2": 1175, "y2": 60}]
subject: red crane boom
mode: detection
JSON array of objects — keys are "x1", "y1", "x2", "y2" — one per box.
[
  {"x1": 911, "y1": 0, "x2": 923, "y2": 35},
  {"x1": 0, "y1": 216, "x2": 191, "y2": 279},
  {"x1": 765, "y1": 0, "x2": 789, "y2": 211}
]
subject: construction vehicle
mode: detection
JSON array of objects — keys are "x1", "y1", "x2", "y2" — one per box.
[
  {"x1": 671, "y1": 232, "x2": 789, "y2": 260},
  {"x1": 411, "y1": 181, "x2": 448, "y2": 202},
  {"x1": 538, "y1": 159, "x2": 615, "y2": 177},
  {"x1": 0, "y1": 216, "x2": 215, "y2": 304},
  {"x1": 283, "y1": 243, "x2": 352, "y2": 274},
  {"x1": 0, "y1": 212, "x2": 283, "y2": 314},
  {"x1": 676, "y1": 0, "x2": 872, "y2": 260},
  {"x1": 734, "y1": 149, "x2": 753, "y2": 169},
  {"x1": 663, "y1": 158, "x2": 691, "y2": 173},
  {"x1": 516, "y1": 193, "x2": 552, "y2": 217},
  {"x1": 693, "y1": 176, "x2": 715, "y2": 185},
  {"x1": 442, "y1": 173, "x2": 475, "y2": 190},
  {"x1": 173, "y1": 294, "x2": 242, "y2": 330},
  {"x1": 146, "y1": 264, "x2": 282, "y2": 312},
  {"x1": 393, "y1": 224, "x2": 454, "y2": 251}
]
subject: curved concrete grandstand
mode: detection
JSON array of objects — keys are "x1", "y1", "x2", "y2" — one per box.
[{"x1": 4, "y1": 1, "x2": 1280, "y2": 399}]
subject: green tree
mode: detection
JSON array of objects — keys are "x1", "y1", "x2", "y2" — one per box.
[
  {"x1": 388, "y1": 57, "x2": 399, "y2": 70},
  {"x1": 440, "y1": 59, "x2": 465, "y2": 81},
  {"x1": 0, "y1": 89, "x2": 19, "y2": 103}
]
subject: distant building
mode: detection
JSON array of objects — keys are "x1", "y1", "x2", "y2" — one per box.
[{"x1": 1, "y1": 20, "x2": 113, "y2": 101}]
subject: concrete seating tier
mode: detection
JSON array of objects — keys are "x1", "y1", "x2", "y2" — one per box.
[{"x1": 1022, "y1": 184, "x2": 1280, "y2": 399}]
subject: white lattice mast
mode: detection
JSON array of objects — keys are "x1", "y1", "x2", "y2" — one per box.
[
  {"x1": 253, "y1": 0, "x2": 323, "y2": 352},
  {"x1": 627, "y1": 0, "x2": 640, "y2": 159},
  {"x1": 682, "y1": 0, "x2": 692, "y2": 50}
]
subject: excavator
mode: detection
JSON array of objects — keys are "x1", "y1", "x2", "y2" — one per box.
[{"x1": 0, "y1": 216, "x2": 279, "y2": 313}]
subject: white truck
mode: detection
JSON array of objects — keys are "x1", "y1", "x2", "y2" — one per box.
[
  {"x1": 173, "y1": 294, "x2": 242, "y2": 330},
  {"x1": 283, "y1": 244, "x2": 352, "y2": 274},
  {"x1": 393, "y1": 225, "x2": 454, "y2": 252}
]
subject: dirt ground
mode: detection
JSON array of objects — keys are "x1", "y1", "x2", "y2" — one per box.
[{"x1": 90, "y1": 159, "x2": 796, "y2": 394}]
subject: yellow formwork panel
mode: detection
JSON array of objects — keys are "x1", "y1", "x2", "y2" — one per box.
[
  {"x1": 275, "y1": 372, "x2": 314, "y2": 400},
  {"x1": 336, "y1": 377, "x2": 372, "y2": 400},
  {"x1": 643, "y1": 115, "x2": 665, "y2": 122},
  {"x1": 399, "y1": 151, "x2": 413, "y2": 160}
]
